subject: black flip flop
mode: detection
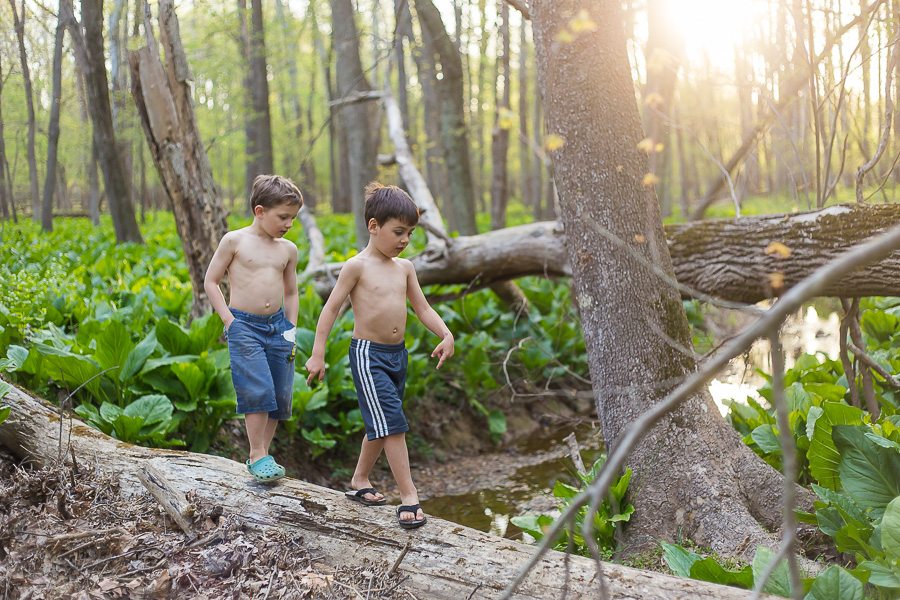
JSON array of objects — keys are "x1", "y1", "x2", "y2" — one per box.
[
  {"x1": 396, "y1": 504, "x2": 427, "y2": 529},
  {"x1": 344, "y1": 487, "x2": 387, "y2": 506}
]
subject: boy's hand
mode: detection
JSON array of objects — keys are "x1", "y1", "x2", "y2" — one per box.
[
  {"x1": 305, "y1": 356, "x2": 326, "y2": 386},
  {"x1": 431, "y1": 335, "x2": 454, "y2": 370}
]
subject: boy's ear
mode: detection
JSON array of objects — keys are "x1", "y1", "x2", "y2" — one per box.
[
  {"x1": 253, "y1": 204, "x2": 266, "y2": 218},
  {"x1": 367, "y1": 218, "x2": 379, "y2": 234}
]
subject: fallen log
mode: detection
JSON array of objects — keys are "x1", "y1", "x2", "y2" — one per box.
[
  {"x1": 304, "y1": 203, "x2": 900, "y2": 304},
  {"x1": 0, "y1": 379, "x2": 775, "y2": 599}
]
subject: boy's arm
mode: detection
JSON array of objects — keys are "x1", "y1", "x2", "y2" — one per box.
[
  {"x1": 283, "y1": 243, "x2": 300, "y2": 326},
  {"x1": 304, "y1": 259, "x2": 362, "y2": 385},
  {"x1": 203, "y1": 233, "x2": 238, "y2": 330},
  {"x1": 405, "y1": 260, "x2": 454, "y2": 369}
]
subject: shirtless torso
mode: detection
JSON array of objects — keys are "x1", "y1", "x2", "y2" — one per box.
[
  {"x1": 345, "y1": 252, "x2": 412, "y2": 345},
  {"x1": 224, "y1": 228, "x2": 297, "y2": 315}
]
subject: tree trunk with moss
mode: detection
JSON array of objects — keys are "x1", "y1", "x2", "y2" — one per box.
[{"x1": 530, "y1": 0, "x2": 812, "y2": 560}]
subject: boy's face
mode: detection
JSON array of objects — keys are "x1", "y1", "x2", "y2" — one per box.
[
  {"x1": 255, "y1": 202, "x2": 301, "y2": 239},
  {"x1": 369, "y1": 218, "x2": 416, "y2": 258}
]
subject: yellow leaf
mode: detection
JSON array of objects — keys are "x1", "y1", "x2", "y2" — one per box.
[
  {"x1": 555, "y1": 29, "x2": 576, "y2": 43},
  {"x1": 642, "y1": 173, "x2": 659, "y2": 187},
  {"x1": 545, "y1": 134, "x2": 566, "y2": 151},
  {"x1": 654, "y1": 143, "x2": 665, "y2": 152},
  {"x1": 637, "y1": 137, "x2": 655, "y2": 153},
  {"x1": 634, "y1": 234, "x2": 646, "y2": 243},
  {"x1": 765, "y1": 242, "x2": 791, "y2": 257},
  {"x1": 569, "y1": 9, "x2": 598, "y2": 33},
  {"x1": 498, "y1": 107, "x2": 516, "y2": 130},
  {"x1": 616, "y1": 165, "x2": 624, "y2": 173},
  {"x1": 644, "y1": 92, "x2": 664, "y2": 108},
  {"x1": 767, "y1": 272, "x2": 785, "y2": 290}
]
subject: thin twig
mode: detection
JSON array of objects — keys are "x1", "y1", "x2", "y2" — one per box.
[
  {"x1": 387, "y1": 541, "x2": 411, "y2": 577},
  {"x1": 849, "y1": 343, "x2": 900, "y2": 389}
]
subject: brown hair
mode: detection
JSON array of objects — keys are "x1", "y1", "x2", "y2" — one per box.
[
  {"x1": 250, "y1": 174, "x2": 304, "y2": 210},
  {"x1": 364, "y1": 182, "x2": 419, "y2": 226}
]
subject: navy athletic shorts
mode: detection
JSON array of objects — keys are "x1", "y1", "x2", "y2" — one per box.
[{"x1": 349, "y1": 338, "x2": 409, "y2": 440}]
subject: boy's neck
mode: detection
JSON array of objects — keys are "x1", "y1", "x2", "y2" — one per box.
[{"x1": 360, "y1": 241, "x2": 393, "y2": 261}]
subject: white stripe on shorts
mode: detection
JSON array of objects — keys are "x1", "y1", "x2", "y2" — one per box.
[{"x1": 358, "y1": 340, "x2": 387, "y2": 438}]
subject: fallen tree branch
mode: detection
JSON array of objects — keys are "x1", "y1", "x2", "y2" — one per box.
[
  {"x1": 1, "y1": 379, "x2": 771, "y2": 600},
  {"x1": 301, "y1": 203, "x2": 900, "y2": 304}
]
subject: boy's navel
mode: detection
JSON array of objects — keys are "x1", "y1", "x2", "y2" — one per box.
[{"x1": 393, "y1": 328, "x2": 398, "y2": 334}]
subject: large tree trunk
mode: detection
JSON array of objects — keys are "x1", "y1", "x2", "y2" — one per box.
[
  {"x1": 530, "y1": 0, "x2": 809, "y2": 560},
  {"x1": 0, "y1": 381, "x2": 776, "y2": 600},
  {"x1": 127, "y1": 0, "x2": 229, "y2": 318},
  {"x1": 330, "y1": 0, "x2": 379, "y2": 249},
  {"x1": 64, "y1": 0, "x2": 143, "y2": 244},
  {"x1": 9, "y1": 0, "x2": 40, "y2": 222},
  {"x1": 305, "y1": 203, "x2": 900, "y2": 305},
  {"x1": 415, "y1": 0, "x2": 478, "y2": 236},
  {"x1": 40, "y1": 1, "x2": 66, "y2": 232}
]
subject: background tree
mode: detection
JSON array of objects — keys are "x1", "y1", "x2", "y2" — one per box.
[
  {"x1": 63, "y1": 0, "x2": 142, "y2": 243},
  {"x1": 8, "y1": 0, "x2": 39, "y2": 221},
  {"x1": 40, "y1": 0, "x2": 66, "y2": 231},
  {"x1": 330, "y1": 0, "x2": 378, "y2": 248}
]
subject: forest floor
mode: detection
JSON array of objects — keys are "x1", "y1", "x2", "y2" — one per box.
[{"x1": 0, "y1": 446, "x2": 410, "y2": 600}]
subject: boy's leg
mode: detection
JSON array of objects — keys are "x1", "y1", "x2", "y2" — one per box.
[
  {"x1": 245, "y1": 412, "x2": 269, "y2": 463},
  {"x1": 383, "y1": 433, "x2": 424, "y2": 522},
  {"x1": 351, "y1": 435, "x2": 385, "y2": 502},
  {"x1": 263, "y1": 417, "x2": 278, "y2": 455}
]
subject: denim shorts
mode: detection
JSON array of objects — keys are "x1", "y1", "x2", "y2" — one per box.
[
  {"x1": 349, "y1": 338, "x2": 409, "y2": 440},
  {"x1": 226, "y1": 307, "x2": 296, "y2": 420}
]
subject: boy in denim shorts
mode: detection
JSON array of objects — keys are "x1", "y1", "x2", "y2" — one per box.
[
  {"x1": 305, "y1": 182, "x2": 454, "y2": 528},
  {"x1": 204, "y1": 175, "x2": 303, "y2": 483}
]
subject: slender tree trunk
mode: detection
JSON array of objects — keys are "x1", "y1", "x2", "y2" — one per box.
[
  {"x1": 415, "y1": 0, "x2": 478, "y2": 235},
  {"x1": 330, "y1": 0, "x2": 379, "y2": 248},
  {"x1": 642, "y1": 0, "x2": 684, "y2": 218},
  {"x1": 128, "y1": 0, "x2": 229, "y2": 318},
  {"x1": 518, "y1": 19, "x2": 533, "y2": 211},
  {"x1": 237, "y1": 0, "x2": 257, "y2": 207},
  {"x1": 309, "y1": 1, "x2": 343, "y2": 212},
  {"x1": 489, "y1": 1, "x2": 511, "y2": 230},
  {"x1": 41, "y1": 2, "x2": 67, "y2": 232},
  {"x1": 250, "y1": 0, "x2": 275, "y2": 175},
  {"x1": 9, "y1": 0, "x2": 40, "y2": 221},
  {"x1": 530, "y1": 0, "x2": 807, "y2": 559},
  {"x1": 64, "y1": 0, "x2": 143, "y2": 243},
  {"x1": 0, "y1": 53, "x2": 11, "y2": 221}
]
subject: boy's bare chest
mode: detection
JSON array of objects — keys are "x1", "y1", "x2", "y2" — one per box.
[
  {"x1": 234, "y1": 239, "x2": 289, "y2": 272},
  {"x1": 356, "y1": 265, "x2": 407, "y2": 296}
]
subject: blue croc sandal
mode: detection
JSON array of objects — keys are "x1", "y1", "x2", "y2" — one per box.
[{"x1": 246, "y1": 456, "x2": 285, "y2": 483}]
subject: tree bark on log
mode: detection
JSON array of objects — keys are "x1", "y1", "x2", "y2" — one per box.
[
  {"x1": 303, "y1": 203, "x2": 900, "y2": 304},
  {"x1": 0, "y1": 381, "x2": 774, "y2": 600}
]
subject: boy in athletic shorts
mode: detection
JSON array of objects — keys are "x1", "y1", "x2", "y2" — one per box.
[
  {"x1": 204, "y1": 174, "x2": 303, "y2": 483},
  {"x1": 305, "y1": 182, "x2": 454, "y2": 528}
]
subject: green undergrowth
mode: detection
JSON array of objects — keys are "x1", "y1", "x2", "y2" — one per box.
[{"x1": 0, "y1": 214, "x2": 588, "y2": 460}]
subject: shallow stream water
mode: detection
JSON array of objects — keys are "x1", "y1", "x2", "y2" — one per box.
[{"x1": 411, "y1": 306, "x2": 840, "y2": 537}]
